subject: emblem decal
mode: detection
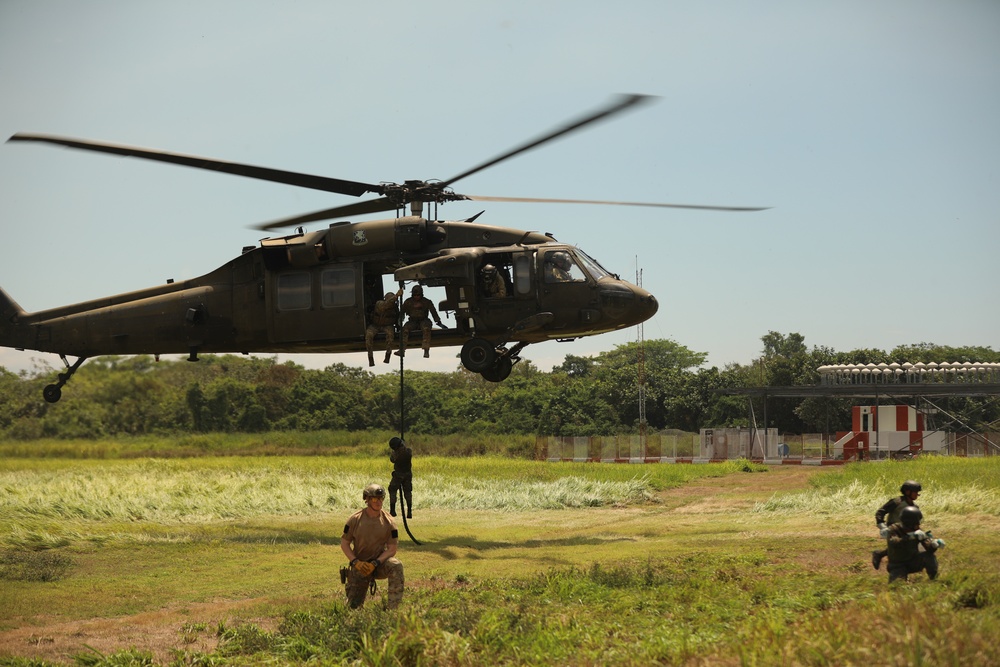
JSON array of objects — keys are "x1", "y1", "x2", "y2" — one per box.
[{"x1": 353, "y1": 230, "x2": 368, "y2": 246}]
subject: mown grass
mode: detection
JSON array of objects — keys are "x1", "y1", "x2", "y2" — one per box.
[{"x1": 1, "y1": 455, "x2": 998, "y2": 666}]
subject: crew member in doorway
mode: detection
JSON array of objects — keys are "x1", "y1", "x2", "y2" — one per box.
[
  {"x1": 481, "y1": 264, "x2": 507, "y2": 298},
  {"x1": 365, "y1": 289, "x2": 403, "y2": 366},
  {"x1": 399, "y1": 285, "x2": 444, "y2": 358}
]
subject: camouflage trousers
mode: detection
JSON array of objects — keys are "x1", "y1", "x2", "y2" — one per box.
[
  {"x1": 344, "y1": 557, "x2": 404, "y2": 609},
  {"x1": 365, "y1": 324, "x2": 397, "y2": 355},
  {"x1": 888, "y1": 552, "x2": 938, "y2": 583},
  {"x1": 401, "y1": 318, "x2": 432, "y2": 352}
]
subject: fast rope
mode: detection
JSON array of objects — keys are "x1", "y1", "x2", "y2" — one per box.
[{"x1": 395, "y1": 281, "x2": 423, "y2": 546}]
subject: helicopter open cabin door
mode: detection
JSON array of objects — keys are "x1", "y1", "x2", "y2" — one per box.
[{"x1": 266, "y1": 263, "x2": 365, "y2": 344}]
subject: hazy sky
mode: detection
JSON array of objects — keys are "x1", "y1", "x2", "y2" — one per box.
[{"x1": 2, "y1": 1, "x2": 998, "y2": 378}]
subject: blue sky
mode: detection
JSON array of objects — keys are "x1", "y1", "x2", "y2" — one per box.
[{"x1": 1, "y1": 1, "x2": 998, "y2": 377}]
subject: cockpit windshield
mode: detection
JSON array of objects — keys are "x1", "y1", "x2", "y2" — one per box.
[{"x1": 573, "y1": 249, "x2": 613, "y2": 281}]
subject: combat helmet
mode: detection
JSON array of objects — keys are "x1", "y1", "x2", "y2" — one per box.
[
  {"x1": 389, "y1": 436, "x2": 404, "y2": 450},
  {"x1": 899, "y1": 505, "x2": 923, "y2": 529},
  {"x1": 550, "y1": 251, "x2": 571, "y2": 270},
  {"x1": 900, "y1": 480, "x2": 922, "y2": 494},
  {"x1": 363, "y1": 483, "x2": 386, "y2": 500}
]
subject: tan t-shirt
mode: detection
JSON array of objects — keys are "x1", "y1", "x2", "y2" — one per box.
[{"x1": 343, "y1": 508, "x2": 397, "y2": 561}]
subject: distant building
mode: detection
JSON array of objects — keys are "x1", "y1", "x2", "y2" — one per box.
[{"x1": 835, "y1": 405, "x2": 946, "y2": 460}]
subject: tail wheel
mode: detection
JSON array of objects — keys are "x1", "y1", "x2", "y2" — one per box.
[
  {"x1": 460, "y1": 338, "x2": 496, "y2": 372},
  {"x1": 480, "y1": 357, "x2": 513, "y2": 382}
]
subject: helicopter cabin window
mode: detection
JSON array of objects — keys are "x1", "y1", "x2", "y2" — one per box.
[
  {"x1": 276, "y1": 273, "x2": 312, "y2": 311},
  {"x1": 320, "y1": 268, "x2": 356, "y2": 308},
  {"x1": 513, "y1": 254, "x2": 533, "y2": 295}
]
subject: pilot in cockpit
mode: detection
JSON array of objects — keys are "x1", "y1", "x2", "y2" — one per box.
[{"x1": 543, "y1": 251, "x2": 574, "y2": 283}]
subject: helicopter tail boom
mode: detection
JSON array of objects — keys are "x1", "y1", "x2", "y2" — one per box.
[{"x1": 0, "y1": 286, "x2": 27, "y2": 351}]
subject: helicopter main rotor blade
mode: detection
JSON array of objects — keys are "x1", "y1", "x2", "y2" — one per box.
[
  {"x1": 7, "y1": 133, "x2": 379, "y2": 198},
  {"x1": 254, "y1": 197, "x2": 397, "y2": 231},
  {"x1": 439, "y1": 94, "x2": 656, "y2": 189},
  {"x1": 465, "y1": 195, "x2": 769, "y2": 212}
]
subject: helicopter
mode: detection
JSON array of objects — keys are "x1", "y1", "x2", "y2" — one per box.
[{"x1": 2, "y1": 94, "x2": 765, "y2": 403}]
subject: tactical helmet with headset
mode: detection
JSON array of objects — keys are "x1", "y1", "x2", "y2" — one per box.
[
  {"x1": 899, "y1": 505, "x2": 923, "y2": 529},
  {"x1": 363, "y1": 483, "x2": 386, "y2": 500},
  {"x1": 900, "y1": 480, "x2": 922, "y2": 494}
]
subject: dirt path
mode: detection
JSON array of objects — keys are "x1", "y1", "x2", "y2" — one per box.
[
  {"x1": 0, "y1": 466, "x2": 834, "y2": 664},
  {"x1": 655, "y1": 464, "x2": 831, "y2": 512}
]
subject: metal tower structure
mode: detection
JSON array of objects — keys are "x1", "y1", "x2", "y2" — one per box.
[{"x1": 636, "y1": 262, "x2": 647, "y2": 454}]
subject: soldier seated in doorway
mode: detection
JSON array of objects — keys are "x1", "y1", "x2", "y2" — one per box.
[{"x1": 365, "y1": 289, "x2": 403, "y2": 366}]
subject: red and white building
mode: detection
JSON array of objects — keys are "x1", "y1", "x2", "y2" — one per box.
[{"x1": 835, "y1": 405, "x2": 946, "y2": 460}]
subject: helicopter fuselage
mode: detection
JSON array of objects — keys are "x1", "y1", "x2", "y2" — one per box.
[{"x1": 0, "y1": 216, "x2": 657, "y2": 392}]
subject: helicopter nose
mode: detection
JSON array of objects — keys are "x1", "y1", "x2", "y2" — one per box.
[
  {"x1": 634, "y1": 290, "x2": 658, "y2": 323},
  {"x1": 598, "y1": 283, "x2": 658, "y2": 327},
  {"x1": 638, "y1": 292, "x2": 658, "y2": 320}
]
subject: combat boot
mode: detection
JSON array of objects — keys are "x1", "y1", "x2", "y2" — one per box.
[
  {"x1": 367, "y1": 351, "x2": 375, "y2": 367},
  {"x1": 383, "y1": 350, "x2": 392, "y2": 363}
]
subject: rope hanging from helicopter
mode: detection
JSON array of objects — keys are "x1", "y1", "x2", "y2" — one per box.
[{"x1": 394, "y1": 279, "x2": 423, "y2": 546}]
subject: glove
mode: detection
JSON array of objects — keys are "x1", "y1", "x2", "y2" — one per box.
[
  {"x1": 368, "y1": 558, "x2": 381, "y2": 571},
  {"x1": 354, "y1": 560, "x2": 375, "y2": 577},
  {"x1": 934, "y1": 539, "x2": 946, "y2": 549},
  {"x1": 910, "y1": 530, "x2": 927, "y2": 541},
  {"x1": 878, "y1": 523, "x2": 890, "y2": 539}
]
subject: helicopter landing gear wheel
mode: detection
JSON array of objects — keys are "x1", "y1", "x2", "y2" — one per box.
[
  {"x1": 40, "y1": 355, "x2": 88, "y2": 403},
  {"x1": 480, "y1": 356, "x2": 513, "y2": 383},
  {"x1": 43, "y1": 384, "x2": 62, "y2": 404},
  {"x1": 460, "y1": 338, "x2": 496, "y2": 373}
]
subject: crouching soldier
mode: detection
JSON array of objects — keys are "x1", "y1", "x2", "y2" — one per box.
[
  {"x1": 886, "y1": 506, "x2": 945, "y2": 583},
  {"x1": 340, "y1": 483, "x2": 404, "y2": 609}
]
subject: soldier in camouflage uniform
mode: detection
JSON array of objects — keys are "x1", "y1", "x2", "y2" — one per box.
[
  {"x1": 885, "y1": 505, "x2": 944, "y2": 583},
  {"x1": 399, "y1": 285, "x2": 444, "y2": 358},
  {"x1": 340, "y1": 483, "x2": 404, "y2": 609},
  {"x1": 481, "y1": 264, "x2": 507, "y2": 298},
  {"x1": 365, "y1": 289, "x2": 403, "y2": 366},
  {"x1": 872, "y1": 480, "x2": 921, "y2": 570},
  {"x1": 388, "y1": 436, "x2": 413, "y2": 518}
]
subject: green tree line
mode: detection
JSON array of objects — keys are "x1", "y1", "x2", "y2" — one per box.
[{"x1": 1, "y1": 334, "x2": 997, "y2": 440}]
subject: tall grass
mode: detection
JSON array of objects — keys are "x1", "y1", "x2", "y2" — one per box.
[
  {"x1": 0, "y1": 457, "x2": 754, "y2": 549},
  {"x1": 0, "y1": 431, "x2": 538, "y2": 459},
  {"x1": 753, "y1": 457, "x2": 1000, "y2": 516}
]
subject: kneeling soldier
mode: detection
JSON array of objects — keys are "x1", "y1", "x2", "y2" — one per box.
[
  {"x1": 340, "y1": 483, "x2": 404, "y2": 609},
  {"x1": 886, "y1": 505, "x2": 944, "y2": 583}
]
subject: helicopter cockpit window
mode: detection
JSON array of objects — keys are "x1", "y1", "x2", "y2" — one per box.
[
  {"x1": 276, "y1": 273, "x2": 312, "y2": 311},
  {"x1": 320, "y1": 268, "x2": 356, "y2": 308},
  {"x1": 543, "y1": 250, "x2": 585, "y2": 284},
  {"x1": 574, "y1": 249, "x2": 612, "y2": 281}
]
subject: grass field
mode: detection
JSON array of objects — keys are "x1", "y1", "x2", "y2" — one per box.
[{"x1": 1, "y1": 452, "x2": 998, "y2": 666}]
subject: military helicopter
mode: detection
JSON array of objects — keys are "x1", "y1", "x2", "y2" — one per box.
[{"x1": 2, "y1": 95, "x2": 764, "y2": 402}]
